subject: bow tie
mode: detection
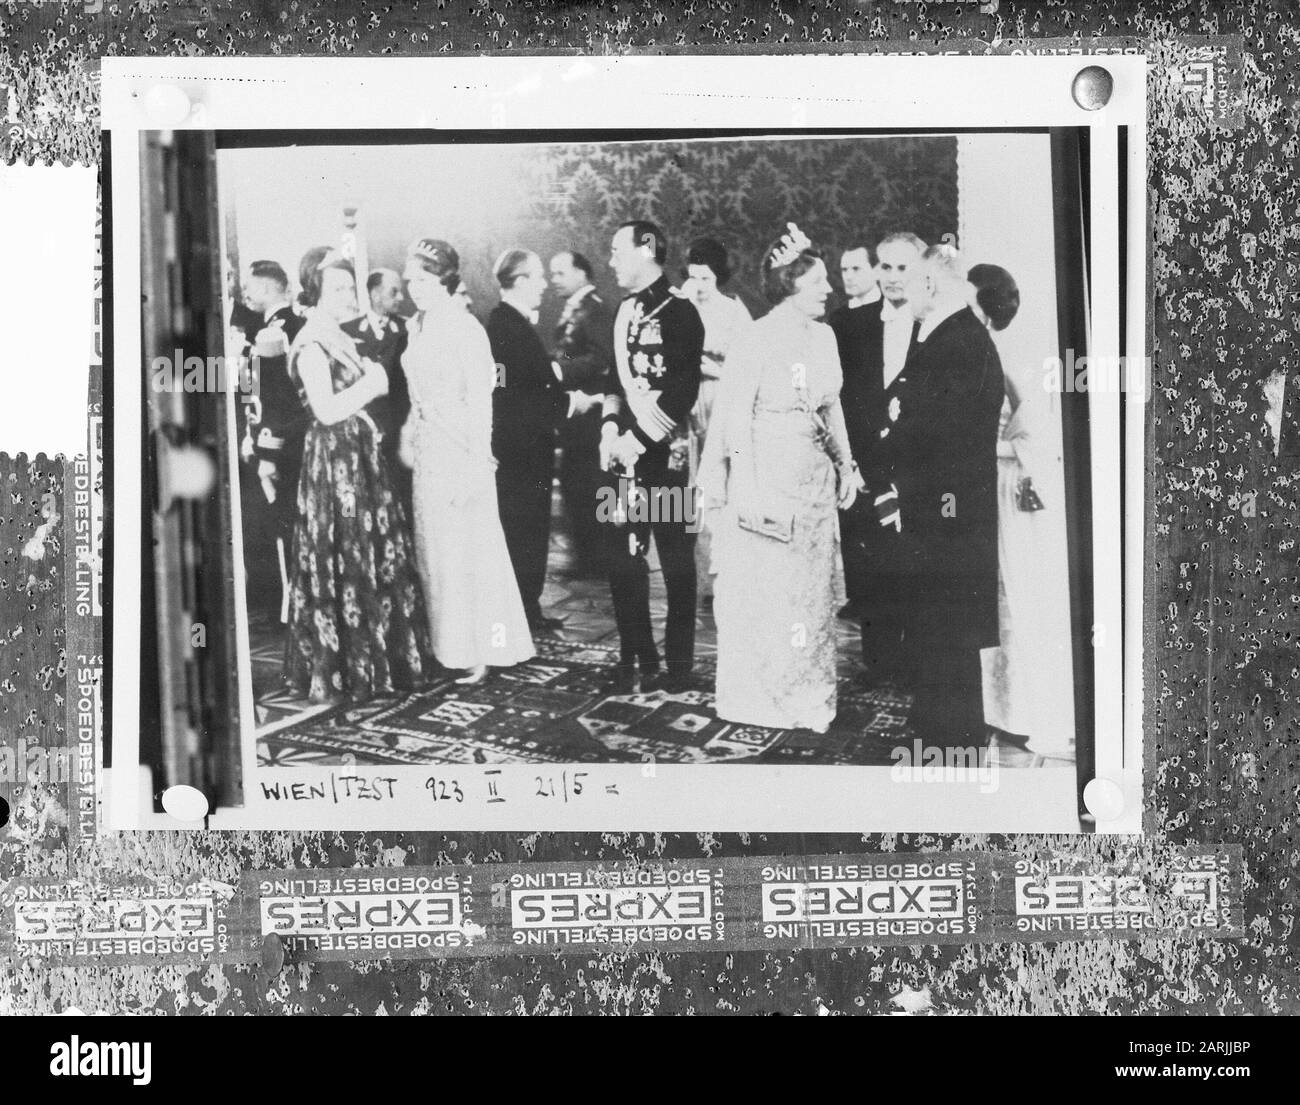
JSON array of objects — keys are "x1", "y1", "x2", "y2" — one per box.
[{"x1": 367, "y1": 314, "x2": 388, "y2": 337}]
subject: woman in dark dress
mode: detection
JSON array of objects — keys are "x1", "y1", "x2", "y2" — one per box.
[{"x1": 283, "y1": 247, "x2": 429, "y2": 703}]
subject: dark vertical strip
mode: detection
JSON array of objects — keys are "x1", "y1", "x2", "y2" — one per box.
[
  {"x1": 136, "y1": 132, "x2": 164, "y2": 790},
  {"x1": 173, "y1": 131, "x2": 240, "y2": 810},
  {"x1": 100, "y1": 130, "x2": 116, "y2": 771},
  {"x1": 1050, "y1": 127, "x2": 1095, "y2": 826}
]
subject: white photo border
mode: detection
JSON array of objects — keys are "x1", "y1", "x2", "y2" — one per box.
[{"x1": 103, "y1": 54, "x2": 1146, "y2": 833}]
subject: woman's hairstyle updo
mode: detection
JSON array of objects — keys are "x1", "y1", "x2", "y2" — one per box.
[
  {"x1": 685, "y1": 237, "x2": 732, "y2": 287},
  {"x1": 297, "y1": 246, "x2": 355, "y2": 308},
  {"x1": 494, "y1": 248, "x2": 540, "y2": 290},
  {"x1": 761, "y1": 243, "x2": 822, "y2": 306},
  {"x1": 967, "y1": 263, "x2": 1020, "y2": 332},
  {"x1": 408, "y1": 237, "x2": 461, "y2": 293}
]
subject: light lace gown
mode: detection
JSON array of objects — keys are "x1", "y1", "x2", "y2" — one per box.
[
  {"x1": 699, "y1": 303, "x2": 850, "y2": 734},
  {"x1": 401, "y1": 304, "x2": 535, "y2": 671},
  {"x1": 688, "y1": 291, "x2": 753, "y2": 596}
]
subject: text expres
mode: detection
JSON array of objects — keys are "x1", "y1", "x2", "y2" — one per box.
[
  {"x1": 512, "y1": 885, "x2": 713, "y2": 927},
  {"x1": 762, "y1": 879, "x2": 965, "y2": 922},
  {"x1": 260, "y1": 892, "x2": 463, "y2": 935}
]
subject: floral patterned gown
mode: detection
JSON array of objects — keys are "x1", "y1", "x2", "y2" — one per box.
[
  {"x1": 283, "y1": 324, "x2": 430, "y2": 703},
  {"x1": 697, "y1": 303, "x2": 851, "y2": 734}
]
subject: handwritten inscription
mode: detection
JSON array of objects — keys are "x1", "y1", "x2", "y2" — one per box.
[{"x1": 256, "y1": 768, "x2": 621, "y2": 807}]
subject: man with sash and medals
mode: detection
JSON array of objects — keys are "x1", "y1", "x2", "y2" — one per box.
[{"x1": 600, "y1": 220, "x2": 705, "y2": 694}]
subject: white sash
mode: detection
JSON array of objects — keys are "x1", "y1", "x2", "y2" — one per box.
[{"x1": 614, "y1": 296, "x2": 667, "y2": 438}]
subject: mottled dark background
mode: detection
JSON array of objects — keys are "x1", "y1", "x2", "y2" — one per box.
[{"x1": 0, "y1": 1, "x2": 1296, "y2": 1014}]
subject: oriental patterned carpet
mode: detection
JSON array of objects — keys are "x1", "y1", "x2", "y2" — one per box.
[
  {"x1": 252, "y1": 521, "x2": 1056, "y2": 767},
  {"x1": 255, "y1": 615, "x2": 916, "y2": 767}
]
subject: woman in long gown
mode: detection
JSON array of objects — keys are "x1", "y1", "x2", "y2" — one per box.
[
  {"x1": 968, "y1": 264, "x2": 1075, "y2": 760},
  {"x1": 398, "y1": 237, "x2": 535, "y2": 683},
  {"x1": 698, "y1": 225, "x2": 864, "y2": 733},
  {"x1": 681, "y1": 237, "x2": 753, "y2": 603},
  {"x1": 283, "y1": 249, "x2": 429, "y2": 703}
]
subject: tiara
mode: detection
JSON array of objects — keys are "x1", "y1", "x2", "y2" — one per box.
[
  {"x1": 410, "y1": 237, "x2": 452, "y2": 260},
  {"x1": 768, "y1": 222, "x2": 812, "y2": 268}
]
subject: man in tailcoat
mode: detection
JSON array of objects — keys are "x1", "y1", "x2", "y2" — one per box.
[
  {"x1": 891, "y1": 244, "x2": 1005, "y2": 750},
  {"x1": 830, "y1": 233, "x2": 925, "y2": 687},
  {"x1": 487, "y1": 250, "x2": 594, "y2": 632}
]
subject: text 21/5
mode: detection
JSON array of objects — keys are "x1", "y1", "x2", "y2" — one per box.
[{"x1": 536, "y1": 772, "x2": 588, "y2": 801}]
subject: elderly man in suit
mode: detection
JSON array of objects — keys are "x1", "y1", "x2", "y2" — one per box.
[
  {"x1": 487, "y1": 249, "x2": 596, "y2": 633},
  {"x1": 891, "y1": 242, "x2": 1005, "y2": 751}
]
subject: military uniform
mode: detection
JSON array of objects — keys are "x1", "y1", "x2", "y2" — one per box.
[
  {"x1": 600, "y1": 275, "x2": 704, "y2": 681},
  {"x1": 241, "y1": 303, "x2": 307, "y2": 622}
]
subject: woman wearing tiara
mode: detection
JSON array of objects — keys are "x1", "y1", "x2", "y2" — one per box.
[
  {"x1": 398, "y1": 237, "x2": 535, "y2": 683},
  {"x1": 283, "y1": 246, "x2": 429, "y2": 704},
  {"x1": 698, "y1": 225, "x2": 864, "y2": 734}
]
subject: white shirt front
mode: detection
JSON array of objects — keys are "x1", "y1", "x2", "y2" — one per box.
[{"x1": 879, "y1": 298, "x2": 913, "y2": 389}]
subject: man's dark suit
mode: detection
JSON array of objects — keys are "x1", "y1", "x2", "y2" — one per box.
[
  {"x1": 487, "y1": 302, "x2": 570, "y2": 624},
  {"x1": 601, "y1": 276, "x2": 705, "y2": 679},
  {"x1": 552, "y1": 286, "x2": 614, "y2": 573},
  {"x1": 890, "y1": 305, "x2": 1004, "y2": 749},
  {"x1": 831, "y1": 299, "x2": 917, "y2": 683},
  {"x1": 341, "y1": 311, "x2": 411, "y2": 508}
]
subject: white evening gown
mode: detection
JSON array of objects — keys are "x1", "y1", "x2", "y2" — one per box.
[{"x1": 401, "y1": 304, "x2": 535, "y2": 670}]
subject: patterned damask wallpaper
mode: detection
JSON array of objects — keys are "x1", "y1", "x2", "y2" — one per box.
[
  {"x1": 521, "y1": 135, "x2": 958, "y2": 318},
  {"x1": 228, "y1": 135, "x2": 957, "y2": 325}
]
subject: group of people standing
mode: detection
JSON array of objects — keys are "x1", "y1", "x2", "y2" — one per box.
[{"x1": 231, "y1": 215, "x2": 1021, "y2": 753}]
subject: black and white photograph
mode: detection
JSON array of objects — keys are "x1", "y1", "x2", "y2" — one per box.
[{"x1": 106, "y1": 57, "x2": 1143, "y2": 832}]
